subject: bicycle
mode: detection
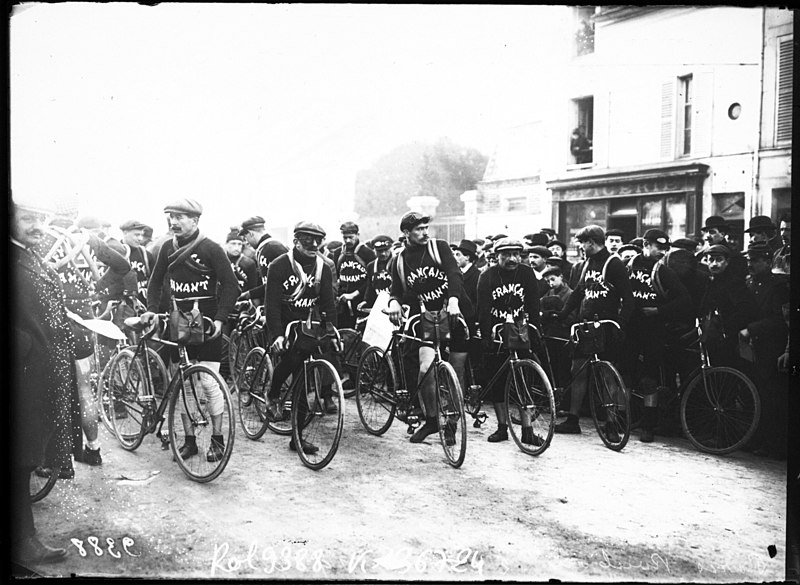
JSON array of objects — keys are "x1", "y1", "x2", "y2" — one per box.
[
  {"x1": 539, "y1": 317, "x2": 631, "y2": 451},
  {"x1": 461, "y1": 322, "x2": 556, "y2": 456},
  {"x1": 355, "y1": 309, "x2": 468, "y2": 468},
  {"x1": 627, "y1": 319, "x2": 760, "y2": 454},
  {"x1": 237, "y1": 316, "x2": 346, "y2": 471},
  {"x1": 337, "y1": 307, "x2": 370, "y2": 398},
  {"x1": 105, "y1": 314, "x2": 235, "y2": 482},
  {"x1": 226, "y1": 301, "x2": 267, "y2": 390},
  {"x1": 30, "y1": 469, "x2": 58, "y2": 503}
]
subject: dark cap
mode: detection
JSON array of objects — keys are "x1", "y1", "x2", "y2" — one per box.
[
  {"x1": 528, "y1": 245, "x2": 552, "y2": 259},
  {"x1": 672, "y1": 238, "x2": 700, "y2": 251},
  {"x1": 238, "y1": 216, "x2": 266, "y2": 236},
  {"x1": 618, "y1": 243, "x2": 642, "y2": 255},
  {"x1": 456, "y1": 239, "x2": 478, "y2": 258},
  {"x1": 642, "y1": 228, "x2": 669, "y2": 245},
  {"x1": 701, "y1": 216, "x2": 730, "y2": 232},
  {"x1": 701, "y1": 244, "x2": 731, "y2": 258},
  {"x1": 472, "y1": 238, "x2": 485, "y2": 247},
  {"x1": 77, "y1": 216, "x2": 103, "y2": 230},
  {"x1": 547, "y1": 240, "x2": 567, "y2": 251},
  {"x1": 400, "y1": 211, "x2": 431, "y2": 232},
  {"x1": 120, "y1": 219, "x2": 148, "y2": 232},
  {"x1": 371, "y1": 235, "x2": 394, "y2": 250},
  {"x1": 340, "y1": 221, "x2": 359, "y2": 235},
  {"x1": 226, "y1": 230, "x2": 244, "y2": 243},
  {"x1": 542, "y1": 264, "x2": 562, "y2": 278},
  {"x1": 164, "y1": 198, "x2": 203, "y2": 216},
  {"x1": 575, "y1": 225, "x2": 605, "y2": 244},
  {"x1": 493, "y1": 237, "x2": 524, "y2": 253},
  {"x1": 326, "y1": 240, "x2": 343, "y2": 251},
  {"x1": 605, "y1": 228, "x2": 625, "y2": 239},
  {"x1": 744, "y1": 215, "x2": 777, "y2": 233},
  {"x1": 745, "y1": 242, "x2": 773, "y2": 258},
  {"x1": 525, "y1": 232, "x2": 550, "y2": 247},
  {"x1": 293, "y1": 221, "x2": 326, "y2": 239},
  {"x1": 540, "y1": 228, "x2": 557, "y2": 237},
  {"x1": 491, "y1": 233, "x2": 508, "y2": 242}
]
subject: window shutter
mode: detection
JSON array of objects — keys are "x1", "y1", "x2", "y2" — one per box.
[
  {"x1": 692, "y1": 72, "x2": 713, "y2": 157},
  {"x1": 776, "y1": 37, "x2": 793, "y2": 143},
  {"x1": 660, "y1": 81, "x2": 674, "y2": 159}
]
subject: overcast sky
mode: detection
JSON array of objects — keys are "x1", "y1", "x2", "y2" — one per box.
[{"x1": 10, "y1": 3, "x2": 568, "y2": 240}]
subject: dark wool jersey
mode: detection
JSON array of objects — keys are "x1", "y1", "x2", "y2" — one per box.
[
  {"x1": 335, "y1": 243, "x2": 376, "y2": 297},
  {"x1": 126, "y1": 245, "x2": 155, "y2": 305},
  {"x1": 627, "y1": 253, "x2": 692, "y2": 326},
  {"x1": 228, "y1": 253, "x2": 259, "y2": 294},
  {"x1": 364, "y1": 256, "x2": 393, "y2": 307},
  {"x1": 476, "y1": 264, "x2": 541, "y2": 341},
  {"x1": 561, "y1": 247, "x2": 634, "y2": 326},
  {"x1": 147, "y1": 231, "x2": 240, "y2": 322},
  {"x1": 265, "y1": 248, "x2": 337, "y2": 342},
  {"x1": 390, "y1": 239, "x2": 464, "y2": 314},
  {"x1": 246, "y1": 235, "x2": 290, "y2": 303}
]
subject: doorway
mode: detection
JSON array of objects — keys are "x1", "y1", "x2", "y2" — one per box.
[{"x1": 606, "y1": 216, "x2": 637, "y2": 243}]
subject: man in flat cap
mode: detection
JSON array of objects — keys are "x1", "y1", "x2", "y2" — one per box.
[
  {"x1": 237, "y1": 215, "x2": 289, "y2": 306},
  {"x1": 143, "y1": 198, "x2": 240, "y2": 463},
  {"x1": 363, "y1": 235, "x2": 395, "y2": 311},
  {"x1": 264, "y1": 222, "x2": 338, "y2": 453},
  {"x1": 120, "y1": 219, "x2": 155, "y2": 307},
  {"x1": 224, "y1": 231, "x2": 258, "y2": 308},
  {"x1": 555, "y1": 225, "x2": 633, "y2": 438},
  {"x1": 333, "y1": 221, "x2": 376, "y2": 329}
]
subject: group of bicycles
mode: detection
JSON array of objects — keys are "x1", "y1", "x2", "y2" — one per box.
[{"x1": 32, "y1": 292, "x2": 762, "y2": 502}]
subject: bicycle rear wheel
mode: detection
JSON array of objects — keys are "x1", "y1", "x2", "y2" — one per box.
[
  {"x1": 589, "y1": 360, "x2": 630, "y2": 451},
  {"x1": 355, "y1": 346, "x2": 397, "y2": 436},
  {"x1": 340, "y1": 328, "x2": 368, "y2": 398},
  {"x1": 291, "y1": 359, "x2": 345, "y2": 470},
  {"x1": 106, "y1": 348, "x2": 150, "y2": 451},
  {"x1": 237, "y1": 347, "x2": 271, "y2": 440},
  {"x1": 680, "y1": 366, "x2": 760, "y2": 455},
  {"x1": 435, "y1": 361, "x2": 467, "y2": 468},
  {"x1": 30, "y1": 468, "x2": 58, "y2": 503},
  {"x1": 505, "y1": 359, "x2": 555, "y2": 456},
  {"x1": 168, "y1": 364, "x2": 235, "y2": 482}
]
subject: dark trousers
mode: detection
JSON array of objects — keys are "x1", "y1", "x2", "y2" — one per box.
[{"x1": 13, "y1": 467, "x2": 35, "y2": 543}]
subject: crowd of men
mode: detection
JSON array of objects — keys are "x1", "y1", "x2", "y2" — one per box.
[{"x1": 11, "y1": 191, "x2": 792, "y2": 566}]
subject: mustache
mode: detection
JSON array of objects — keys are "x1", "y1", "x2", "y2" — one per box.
[{"x1": 26, "y1": 229, "x2": 44, "y2": 237}]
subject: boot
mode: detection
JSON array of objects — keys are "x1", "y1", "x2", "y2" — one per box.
[{"x1": 639, "y1": 406, "x2": 657, "y2": 443}]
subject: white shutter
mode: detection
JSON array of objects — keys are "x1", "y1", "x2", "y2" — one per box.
[
  {"x1": 660, "y1": 81, "x2": 674, "y2": 159},
  {"x1": 692, "y1": 71, "x2": 714, "y2": 157},
  {"x1": 776, "y1": 36, "x2": 793, "y2": 143}
]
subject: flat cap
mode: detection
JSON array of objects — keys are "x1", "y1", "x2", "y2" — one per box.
[
  {"x1": 326, "y1": 240, "x2": 343, "y2": 251},
  {"x1": 491, "y1": 233, "x2": 509, "y2": 242},
  {"x1": 493, "y1": 237, "x2": 524, "y2": 253},
  {"x1": 546, "y1": 240, "x2": 567, "y2": 251},
  {"x1": 340, "y1": 221, "x2": 360, "y2": 235},
  {"x1": 744, "y1": 215, "x2": 777, "y2": 233},
  {"x1": 294, "y1": 221, "x2": 326, "y2": 239},
  {"x1": 701, "y1": 244, "x2": 731, "y2": 257},
  {"x1": 120, "y1": 219, "x2": 148, "y2": 232},
  {"x1": 525, "y1": 232, "x2": 550, "y2": 247},
  {"x1": 745, "y1": 242, "x2": 773, "y2": 258},
  {"x1": 226, "y1": 230, "x2": 244, "y2": 242},
  {"x1": 400, "y1": 211, "x2": 431, "y2": 232},
  {"x1": 240, "y1": 215, "x2": 266, "y2": 232},
  {"x1": 542, "y1": 264, "x2": 562, "y2": 277},
  {"x1": 642, "y1": 228, "x2": 669, "y2": 245},
  {"x1": 371, "y1": 235, "x2": 394, "y2": 250},
  {"x1": 77, "y1": 216, "x2": 103, "y2": 230},
  {"x1": 574, "y1": 225, "x2": 605, "y2": 243},
  {"x1": 164, "y1": 198, "x2": 203, "y2": 216},
  {"x1": 540, "y1": 228, "x2": 557, "y2": 237},
  {"x1": 618, "y1": 243, "x2": 642, "y2": 255},
  {"x1": 528, "y1": 245, "x2": 552, "y2": 259},
  {"x1": 672, "y1": 238, "x2": 700, "y2": 251},
  {"x1": 12, "y1": 195, "x2": 53, "y2": 216}
]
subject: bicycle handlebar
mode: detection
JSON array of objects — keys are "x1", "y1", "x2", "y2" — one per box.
[
  {"x1": 123, "y1": 313, "x2": 221, "y2": 346},
  {"x1": 569, "y1": 318, "x2": 620, "y2": 341}
]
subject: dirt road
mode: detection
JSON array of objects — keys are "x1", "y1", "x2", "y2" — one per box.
[{"x1": 22, "y1": 397, "x2": 787, "y2": 581}]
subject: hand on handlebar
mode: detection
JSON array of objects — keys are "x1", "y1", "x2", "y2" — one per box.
[
  {"x1": 446, "y1": 297, "x2": 463, "y2": 329},
  {"x1": 384, "y1": 299, "x2": 404, "y2": 326},
  {"x1": 140, "y1": 311, "x2": 157, "y2": 327},
  {"x1": 271, "y1": 335, "x2": 286, "y2": 354}
]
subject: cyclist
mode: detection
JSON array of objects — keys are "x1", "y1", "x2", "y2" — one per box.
[
  {"x1": 222, "y1": 230, "x2": 259, "y2": 337},
  {"x1": 363, "y1": 235, "x2": 395, "y2": 311},
  {"x1": 120, "y1": 219, "x2": 155, "y2": 308},
  {"x1": 143, "y1": 198, "x2": 240, "y2": 462},
  {"x1": 385, "y1": 211, "x2": 471, "y2": 444},
  {"x1": 238, "y1": 216, "x2": 289, "y2": 307},
  {"x1": 264, "y1": 221, "x2": 338, "y2": 454},
  {"x1": 333, "y1": 221, "x2": 376, "y2": 330},
  {"x1": 476, "y1": 237, "x2": 543, "y2": 445},
  {"x1": 623, "y1": 229, "x2": 692, "y2": 443},
  {"x1": 554, "y1": 224, "x2": 634, "y2": 436}
]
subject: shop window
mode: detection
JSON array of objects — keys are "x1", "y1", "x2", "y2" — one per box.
[{"x1": 563, "y1": 201, "x2": 607, "y2": 243}]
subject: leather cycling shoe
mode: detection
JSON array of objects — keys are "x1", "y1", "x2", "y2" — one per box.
[
  {"x1": 178, "y1": 441, "x2": 198, "y2": 460},
  {"x1": 409, "y1": 420, "x2": 439, "y2": 443},
  {"x1": 555, "y1": 418, "x2": 582, "y2": 434},
  {"x1": 323, "y1": 396, "x2": 338, "y2": 414},
  {"x1": 13, "y1": 536, "x2": 67, "y2": 564},
  {"x1": 604, "y1": 422, "x2": 621, "y2": 444},
  {"x1": 521, "y1": 427, "x2": 544, "y2": 446},
  {"x1": 289, "y1": 437, "x2": 319, "y2": 454},
  {"x1": 487, "y1": 428, "x2": 509, "y2": 443},
  {"x1": 639, "y1": 428, "x2": 655, "y2": 443},
  {"x1": 266, "y1": 398, "x2": 283, "y2": 421},
  {"x1": 206, "y1": 438, "x2": 225, "y2": 462},
  {"x1": 81, "y1": 447, "x2": 102, "y2": 466},
  {"x1": 444, "y1": 419, "x2": 457, "y2": 446},
  {"x1": 34, "y1": 466, "x2": 74, "y2": 480}
]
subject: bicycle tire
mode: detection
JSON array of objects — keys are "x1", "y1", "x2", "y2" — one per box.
[
  {"x1": 227, "y1": 330, "x2": 242, "y2": 386},
  {"x1": 339, "y1": 328, "x2": 369, "y2": 398},
  {"x1": 236, "y1": 347, "x2": 272, "y2": 440},
  {"x1": 505, "y1": 358, "x2": 556, "y2": 456},
  {"x1": 30, "y1": 468, "x2": 58, "y2": 503},
  {"x1": 355, "y1": 346, "x2": 397, "y2": 436},
  {"x1": 106, "y1": 348, "x2": 150, "y2": 451},
  {"x1": 291, "y1": 359, "x2": 345, "y2": 471},
  {"x1": 680, "y1": 366, "x2": 760, "y2": 455},
  {"x1": 168, "y1": 364, "x2": 235, "y2": 483},
  {"x1": 220, "y1": 333, "x2": 232, "y2": 384},
  {"x1": 435, "y1": 361, "x2": 467, "y2": 468},
  {"x1": 266, "y1": 352, "x2": 294, "y2": 436},
  {"x1": 97, "y1": 348, "x2": 120, "y2": 435},
  {"x1": 589, "y1": 360, "x2": 630, "y2": 451},
  {"x1": 462, "y1": 357, "x2": 483, "y2": 418}
]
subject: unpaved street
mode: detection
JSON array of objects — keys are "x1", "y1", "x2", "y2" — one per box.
[{"x1": 23, "y1": 396, "x2": 787, "y2": 582}]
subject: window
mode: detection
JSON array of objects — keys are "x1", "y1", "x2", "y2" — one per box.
[
  {"x1": 575, "y1": 6, "x2": 595, "y2": 57},
  {"x1": 678, "y1": 75, "x2": 693, "y2": 156},
  {"x1": 776, "y1": 36, "x2": 793, "y2": 143},
  {"x1": 570, "y1": 96, "x2": 594, "y2": 165}
]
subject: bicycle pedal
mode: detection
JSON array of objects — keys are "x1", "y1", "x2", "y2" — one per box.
[{"x1": 473, "y1": 419, "x2": 482, "y2": 428}]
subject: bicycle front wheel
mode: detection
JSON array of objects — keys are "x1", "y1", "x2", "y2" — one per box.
[
  {"x1": 237, "y1": 347, "x2": 272, "y2": 440},
  {"x1": 680, "y1": 366, "x2": 760, "y2": 455},
  {"x1": 505, "y1": 359, "x2": 556, "y2": 456},
  {"x1": 168, "y1": 364, "x2": 235, "y2": 482},
  {"x1": 30, "y1": 468, "x2": 58, "y2": 503},
  {"x1": 435, "y1": 361, "x2": 467, "y2": 468},
  {"x1": 355, "y1": 346, "x2": 397, "y2": 436},
  {"x1": 106, "y1": 348, "x2": 150, "y2": 451},
  {"x1": 291, "y1": 359, "x2": 345, "y2": 470},
  {"x1": 266, "y1": 352, "x2": 294, "y2": 436},
  {"x1": 589, "y1": 360, "x2": 630, "y2": 451}
]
